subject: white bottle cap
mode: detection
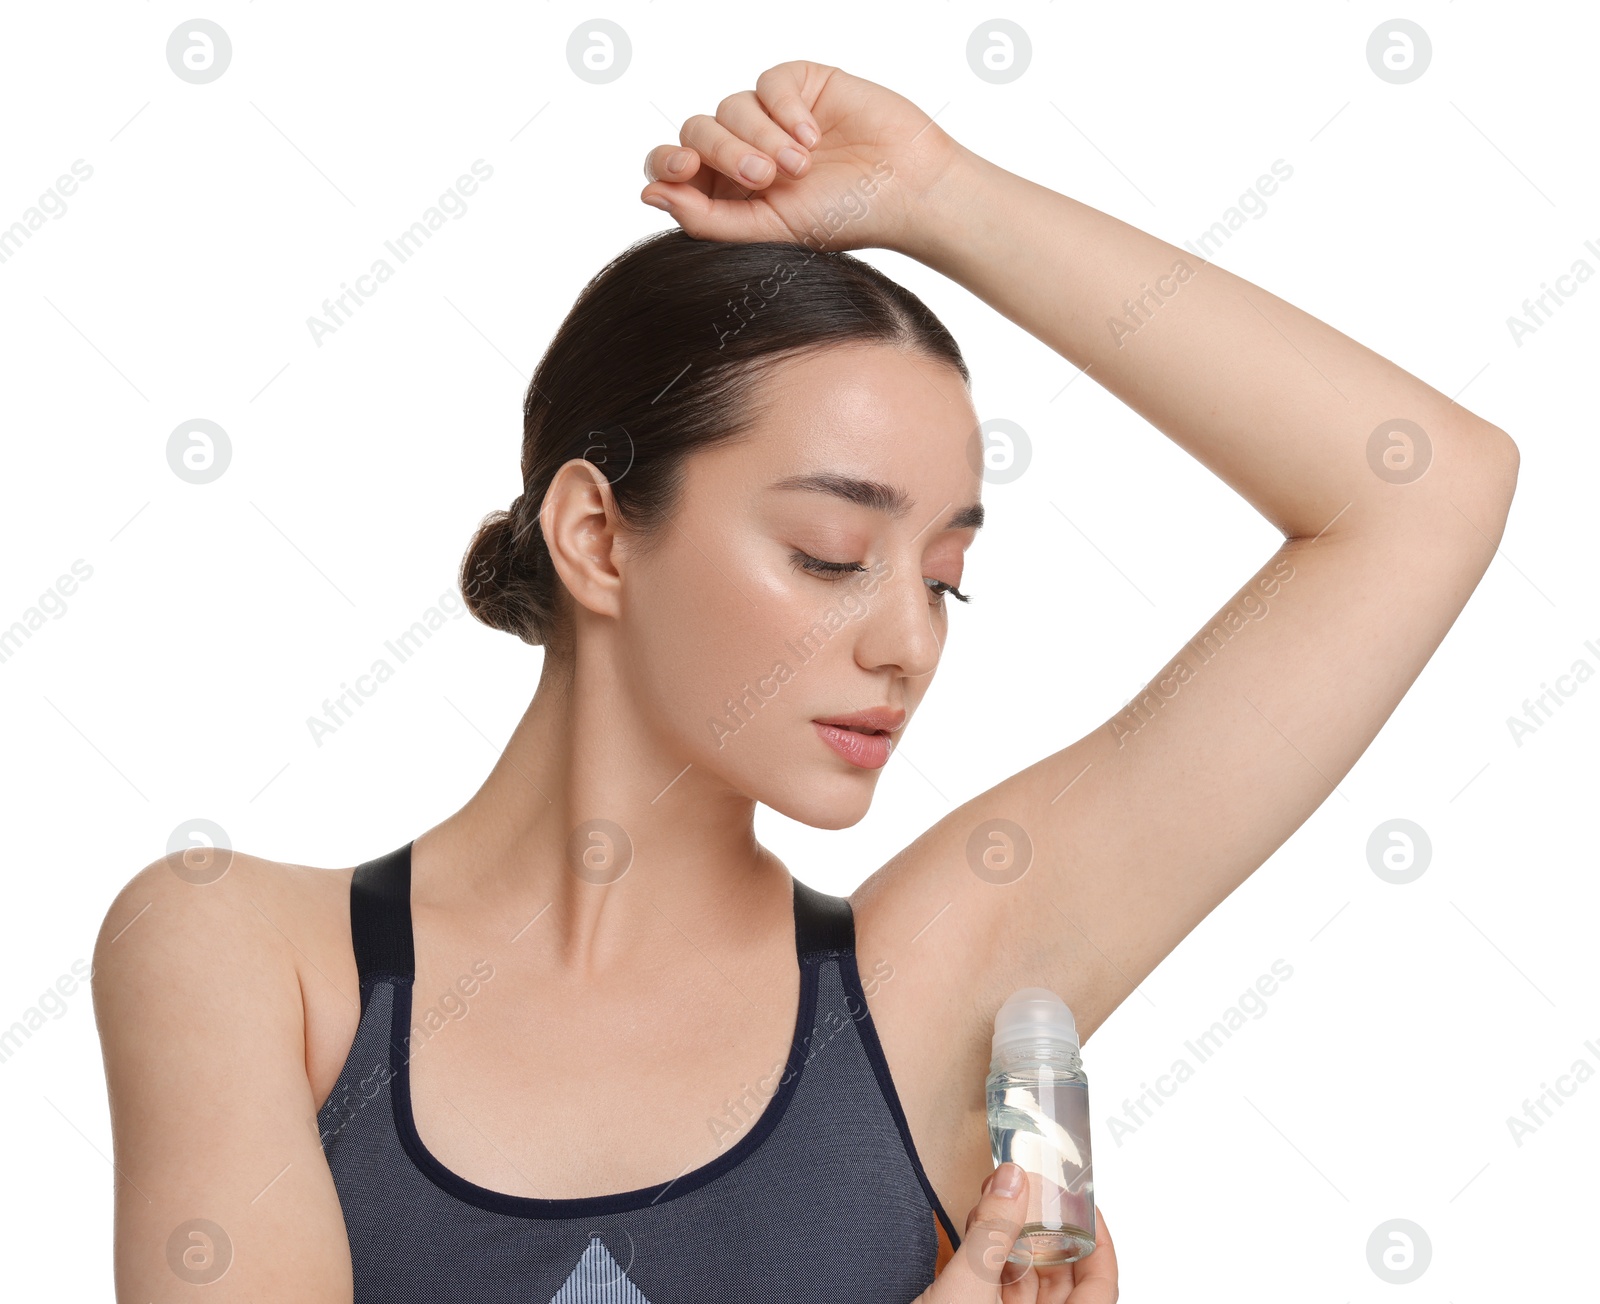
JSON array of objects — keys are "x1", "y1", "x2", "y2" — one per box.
[{"x1": 992, "y1": 986, "x2": 1079, "y2": 1056}]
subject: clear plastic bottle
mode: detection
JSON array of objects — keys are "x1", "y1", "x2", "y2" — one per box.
[{"x1": 985, "y1": 987, "x2": 1095, "y2": 1266}]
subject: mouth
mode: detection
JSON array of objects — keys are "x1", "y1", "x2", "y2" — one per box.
[
  {"x1": 811, "y1": 707, "x2": 906, "y2": 736},
  {"x1": 810, "y1": 708, "x2": 905, "y2": 771}
]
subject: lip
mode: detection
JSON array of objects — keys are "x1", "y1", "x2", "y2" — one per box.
[
  {"x1": 810, "y1": 707, "x2": 905, "y2": 771},
  {"x1": 812, "y1": 721, "x2": 894, "y2": 769},
  {"x1": 811, "y1": 707, "x2": 906, "y2": 735}
]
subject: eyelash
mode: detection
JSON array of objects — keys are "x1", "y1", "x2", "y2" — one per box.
[{"x1": 789, "y1": 550, "x2": 971, "y2": 604}]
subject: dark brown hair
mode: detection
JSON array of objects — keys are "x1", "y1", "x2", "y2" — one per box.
[{"x1": 459, "y1": 228, "x2": 968, "y2": 657}]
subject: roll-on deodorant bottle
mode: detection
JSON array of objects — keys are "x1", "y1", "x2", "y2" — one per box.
[{"x1": 986, "y1": 987, "x2": 1096, "y2": 1265}]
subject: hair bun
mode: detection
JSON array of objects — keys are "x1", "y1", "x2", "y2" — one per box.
[{"x1": 460, "y1": 505, "x2": 546, "y2": 645}]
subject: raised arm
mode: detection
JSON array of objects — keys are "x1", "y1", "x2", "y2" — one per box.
[
  {"x1": 865, "y1": 115, "x2": 1519, "y2": 1040},
  {"x1": 92, "y1": 855, "x2": 353, "y2": 1301},
  {"x1": 638, "y1": 61, "x2": 1519, "y2": 1048},
  {"x1": 908, "y1": 145, "x2": 1516, "y2": 543}
]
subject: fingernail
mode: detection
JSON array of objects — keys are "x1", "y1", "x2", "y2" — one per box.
[
  {"x1": 777, "y1": 146, "x2": 806, "y2": 175},
  {"x1": 666, "y1": 149, "x2": 692, "y2": 173},
  {"x1": 643, "y1": 195, "x2": 670, "y2": 211},
  {"x1": 796, "y1": 121, "x2": 819, "y2": 148},
  {"x1": 993, "y1": 1163, "x2": 1024, "y2": 1197},
  {"x1": 738, "y1": 153, "x2": 773, "y2": 184}
]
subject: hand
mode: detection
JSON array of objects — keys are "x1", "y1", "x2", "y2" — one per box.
[
  {"x1": 912, "y1": 1162, "x2": 1119, "y2": 1303},
  {"x1": 639, "y1": 61, "x2": 967, "y2": 256}
]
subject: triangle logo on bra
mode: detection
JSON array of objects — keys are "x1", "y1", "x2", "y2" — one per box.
[{"x1": 548, "y1": 1234, "x2": 653, "y2": 1303}]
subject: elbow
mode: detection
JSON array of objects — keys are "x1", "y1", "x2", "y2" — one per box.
[
  {"x1": 1477, "y1": 423, "x2": 1521, "y2": 533},
  {"x1": 1476, "y1": 421, "x2": 1520, "y2": 488},
  {"x1": 1443, "y1": 421, "x2": 1520, "y2": 550}
]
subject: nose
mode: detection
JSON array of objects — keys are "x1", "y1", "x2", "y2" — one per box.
[{"x1": 853, "y1": 560, "x2": 943, "y2": 681}]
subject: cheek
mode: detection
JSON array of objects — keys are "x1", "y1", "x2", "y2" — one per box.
[{"x1": 620, "y1": 534, "x2": 819, "y2": 748}]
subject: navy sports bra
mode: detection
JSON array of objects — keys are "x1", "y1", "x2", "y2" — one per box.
[{"x1": 316, "y1": 841, "x2": 962, "y2": 1302}]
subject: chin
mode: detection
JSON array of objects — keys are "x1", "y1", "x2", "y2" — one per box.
[
  {"x1": 776, "y1": 801, "x2": 874, "y2": 833},
  {"x1": 758, "y1": 770, "x2": 879, "y2": 831},
  {"x1": 700, "y1": 716, "x2": 888, "y2": 829}
]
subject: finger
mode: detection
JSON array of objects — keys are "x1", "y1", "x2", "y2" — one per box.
[
  {"x1": 942, "y1": 1163, "x2": 1032, "y2": 1297},
  {"x1": 714, "y1": 89, "x2": 812, "y2": 178},
  {"x1": 635, "y1": 176, "x2": 792, "y2": 244},
  {"x1": 962, "y1": 1168, "x2": 994, "y2": 1236},
  {"x1": 754, "y1": 60, "x2": 829, "y2": 149},
  {"x1": 1063, "y1": 1206, "x2": 1118, "y2": 1301},
  {"x1": 642, "y1": 144, "x2": 706, "y2": 189},
  {"x1": 677, "y1": 111, "x2": 784, "y2": 191},
  {"x1": 1001, "y1": 1257, "x2": 1042, "y2": 1304},
  {"x1": 1029, "y1": 1263, "x2": 1074, "y2": 1304}
]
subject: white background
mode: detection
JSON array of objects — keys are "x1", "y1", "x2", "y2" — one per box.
[{"x1": 1, "y1": 2, "x2": 1594, "y2": 1299}]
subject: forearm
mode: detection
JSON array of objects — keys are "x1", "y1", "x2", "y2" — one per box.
[{"x1": 908, "y1": 147, "x2": 1516, "y2": 540}]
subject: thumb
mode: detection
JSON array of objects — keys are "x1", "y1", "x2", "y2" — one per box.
[{"x1": 939, "y1": 1161, "x2": 1032, "y2": 1298}]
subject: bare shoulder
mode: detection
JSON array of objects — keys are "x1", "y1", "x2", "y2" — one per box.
[
  {"x1": 93, "y1": 846, "x2": 363, "y2": 1105},
  {"x1": 92, "y1": 848, "x2": 358, "y2": 1300},
  {"x1": 93, "y1": 846, "x2": 353, "y2": 1003}
]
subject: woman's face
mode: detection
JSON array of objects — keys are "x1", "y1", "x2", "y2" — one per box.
[{"x1": 615, "y1": 342, "x2": 984, "y2": 829}]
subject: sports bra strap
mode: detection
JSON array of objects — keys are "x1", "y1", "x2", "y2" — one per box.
[
  {"x1": 792, "y1": 875, "x2": 855, "y2": 962},
  {"x1": 350, "y1": 841, "x2": 415, "y2": 982},
  {"x1": 348, "y1": 842, "x2": 854, "y2": 982}
]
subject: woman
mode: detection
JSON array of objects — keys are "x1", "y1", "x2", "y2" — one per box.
[{"x1": 93, "y1": 61, "x2": 1516, "y2": 1302}]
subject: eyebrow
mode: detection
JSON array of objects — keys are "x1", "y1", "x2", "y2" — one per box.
[{"x1": 770, "y1": 472, "x2": 985, "y2": 532}]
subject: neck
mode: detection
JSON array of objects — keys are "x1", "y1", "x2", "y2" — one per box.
[{"x1": 413, "y1": 642, "x2": 791, "y2": 975}]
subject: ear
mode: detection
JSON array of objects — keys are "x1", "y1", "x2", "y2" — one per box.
[{"x1": 540, "y1": 459, "x2": 625, "y2": 623}]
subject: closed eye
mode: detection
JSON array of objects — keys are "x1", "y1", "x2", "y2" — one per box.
[
  {"x1": 789, "y1": 550, "x2": 970, "y2": 604},
  {"x1": 790, "y1": 550, "x2": 866, "y2": 578},
  {"x1": 925, "y1": 578, "x2": 971, "y2": 603}
]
